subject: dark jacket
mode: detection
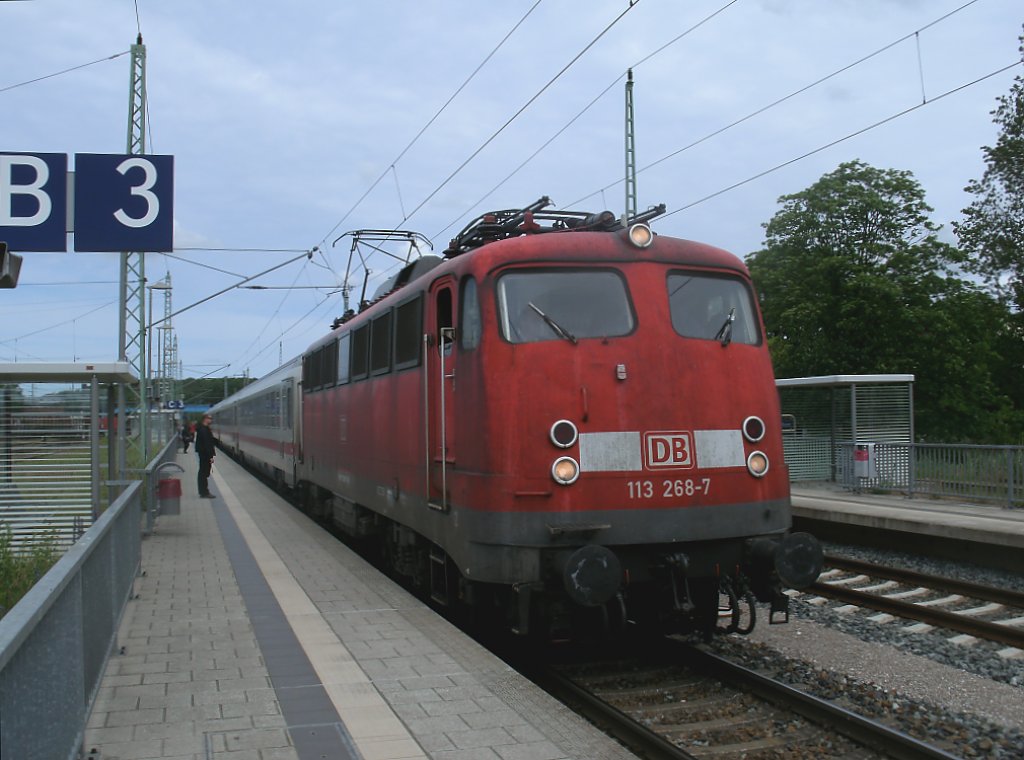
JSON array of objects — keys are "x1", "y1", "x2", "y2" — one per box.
[{"x1": 195, "y1": 423, "x2": 215, "y2": 459}]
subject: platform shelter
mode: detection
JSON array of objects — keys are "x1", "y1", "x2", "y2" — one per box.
[
  {"x1": 776, "y1": 374, "x2": 915, "y2": 485},
  {"x1": 0, "y1": 362, "x2": 137, "y2": 548}
]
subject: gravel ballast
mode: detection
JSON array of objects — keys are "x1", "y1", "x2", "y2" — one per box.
[{"x1": 706, "y1": 541, "x2": 1024, "y2": 757}]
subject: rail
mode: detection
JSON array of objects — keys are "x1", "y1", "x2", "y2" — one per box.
[{"x1": 0, "y1": 436, "x2": 178, "y2": 760}]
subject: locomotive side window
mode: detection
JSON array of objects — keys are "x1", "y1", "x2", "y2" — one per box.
[
  {"x1": 310, "y1": 348, "x2": 324, "y2": 390},
  {"x1": 394, "y1": 296, "x2": 422, "y2": 370},
  {"x1": 460, "y1": 278, "x2": 481, "y2": 350},
  {"x1": 497, "y1": 269, "x2": 634, "y2": 344},
  {"x1": 666, "y1": 272, "x2": 761, "y2": 345},
  {"x1": 351, "y1": 324, "x2": 370, "y2": 380},
  {"x1": 322, "y1": 340, "x2": 338, "y2": 388},
  {"x1": 337, "y1": 333, "x2": 351, "y2": 384},
  {"x1": 370, "y1": 312, "x2": 393, "y2": 375},
  {"x1": 301, "y1": 353, "x2": 312, "y2": 392}
]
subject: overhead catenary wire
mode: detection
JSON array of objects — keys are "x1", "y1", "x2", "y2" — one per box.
[
  {"x1": 226, "y1": 293, "x2": 338, "y2": 375},
  {"x1": 565, "y1": 0, "x2": 985, "y2": 209},
  {"x1": 662, "y1": 60, "x2": 1023, "y2": 220},
  {"x1": 227, "y1": 256, "x2": 317, "y2": 371},
  {"x1": 394, "y1": 0, "x2": 643, "y2": 232},
  {"x1": 150, "y1": 249, "x2": 315, "y2": 330},
  {"x1": 0, "y1": 51, "x2": 131, "y2": 94},
  {"x1": 315, "y1": 0, "x2": 547, "y2": 249},
  {"x1": 431, "y1": 0, "x2": 743, "y2": 243},
  {"x1": 0, "y1": 299, "x2": 118, "y2": 345}
]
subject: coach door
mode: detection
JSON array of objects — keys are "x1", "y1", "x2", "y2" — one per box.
[{"x1": 425, "y1": 277, "x2": 457, "y2": 511}]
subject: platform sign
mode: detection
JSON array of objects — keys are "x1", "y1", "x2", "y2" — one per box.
[
  {"x1": 74, "y1": 153, "x2": 174, "y2": 252},
  {"x1": 0, "y1": 152, "x2": 68, "y2": 251},
  {"x1": 0, "y1": 151, "x2": 174, "y2": 252}
]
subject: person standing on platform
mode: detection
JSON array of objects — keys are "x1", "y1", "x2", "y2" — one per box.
[
  {"x1": 181, "y1": 421, "x2": 193, "y2": 453},
  {"x1": 195, "y1": 413, "x2": 216, "y2": 499}
]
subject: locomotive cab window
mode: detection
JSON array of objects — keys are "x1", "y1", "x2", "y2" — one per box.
[
  {"x1": 667, "y1": 272, "x2": 761, "y2": 345},
  {"x1": 497, "y1": 269, "x2": 634, "y2": 344}
]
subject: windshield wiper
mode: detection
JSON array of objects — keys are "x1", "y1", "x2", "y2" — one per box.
[
  {"x1": 714, "y1": 308, "x2": 736, "y2": 347},
  {"x1": 528, "y1": 302, "x2": 577, "y2": 344}
]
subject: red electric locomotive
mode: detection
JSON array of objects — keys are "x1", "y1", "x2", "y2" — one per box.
[{"x1": 236, "y1": 198, "x2": 822, "y2": 640}]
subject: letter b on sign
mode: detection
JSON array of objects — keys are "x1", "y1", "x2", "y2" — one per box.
[
  {"x1": 0, "y1": 153, "x2": 67, "y2": 251},
  {"x1": 644, "y1": 432, "x2": 694, "y2": 469}
]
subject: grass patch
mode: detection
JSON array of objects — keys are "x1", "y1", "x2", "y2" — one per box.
[{"x1": 0, "y1": 523, "x2": 60, "y2": 620}]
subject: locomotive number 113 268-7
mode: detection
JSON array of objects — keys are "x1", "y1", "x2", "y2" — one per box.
[{"x1": 627, "y1": 478, "x2": 712, "y2": 499}]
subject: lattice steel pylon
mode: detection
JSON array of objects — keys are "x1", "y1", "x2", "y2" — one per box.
[
  {"x1": 117, "y1": 34, "x2": 148, "y2": 474},
  {"x1": 157, "y1": 273, "x2": 176, "y2": 409},
  {"x1": 624, "y1": 68, "x2": 637, "y2": 224}
]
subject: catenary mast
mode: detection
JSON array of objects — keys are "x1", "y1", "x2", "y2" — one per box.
[{"x1": 117, "y1": 34, "x2": 148, "y2": 475}]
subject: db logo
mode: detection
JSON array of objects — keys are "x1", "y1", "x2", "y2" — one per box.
[{"x1": 644, "y1": 431, "x2": 694, "y2": 469}]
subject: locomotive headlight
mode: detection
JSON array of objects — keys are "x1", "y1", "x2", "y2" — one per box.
[
  {"x1": 552, "y1": 456, "x2": 580, "y2": 485},
  {"x1": 747, "y1": 451, "x2": 770, "y2": 478},
  {"x1": 550, "y1": 419, "x2": 579, "y2": 448},
  {"x1": 743, "y1": 415, "x2": 766, "y2": 443},
  {"x1": 627, "y1": 223, "x2": 654, "y2": 248}
]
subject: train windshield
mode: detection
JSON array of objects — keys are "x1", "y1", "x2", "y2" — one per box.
[
  {"x1": 667, "y1": 272, "x2": 761, "y2": 345},
  {"x1": 497, "y1": 269, "x2": 635, "y2": 344}
]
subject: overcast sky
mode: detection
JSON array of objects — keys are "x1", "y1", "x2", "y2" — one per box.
[{"x1": 1, "y1": 0, "x2": 1021, "y2": 384}]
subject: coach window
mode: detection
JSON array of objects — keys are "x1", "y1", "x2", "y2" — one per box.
[
  {"x1": 666, "y1": 272, "x2": 761, "y2": 345},
  {"x1": 460, "y1": 277, "x2": 481, "y2": 350},
  {"x1": 337, "y1": 333, "x2": 351, "y2": 384},
  {"x1": 351, "y1": 324, "x2": 370, "y2": 380},
  {"x1": 497, "y1": 269, "x2": 634, "y2": 344},
  {"x1": 394, "y1": 296, "x2": 422, "y2": 370}
]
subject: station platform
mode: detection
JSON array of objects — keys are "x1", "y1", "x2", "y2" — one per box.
[
  {"x1": 83, "y1": 452, "x2": 638, "y2": 760},
  {"x1": 791, "y1": 484, "x2": 1024, "y2": 567}
]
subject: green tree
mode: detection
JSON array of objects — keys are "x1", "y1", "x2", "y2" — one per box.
[
  {"x1": 747, "y1": 160, "x2": 1020, "y2": 442},
  {"x1": 955, "y1": 32, "x2": 1024, "y2": 310},
  {"x1": 180, "y1": 376, "x2": 252, "y2": 409}
]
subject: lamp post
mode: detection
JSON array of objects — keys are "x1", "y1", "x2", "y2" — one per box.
[{"x1": 146, "y1": 277, "x2": 172, "y2": 460}]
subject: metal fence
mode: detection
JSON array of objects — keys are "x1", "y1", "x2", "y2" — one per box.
[
  {"x1": 0, "y1": 480, "x2": 141, "y2": 760},
  {"x1": 0, "y1": 437, "x2": 180, "y2": 760},
  {"x1": 834, "y1": 441, "x2": 1023, "y2": 508}
]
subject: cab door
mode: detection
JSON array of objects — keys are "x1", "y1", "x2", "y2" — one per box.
[{"x1": 425, "y1": 277, "x2": 457, "y2": 510}]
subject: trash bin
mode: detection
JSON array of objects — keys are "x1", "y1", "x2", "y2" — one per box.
[
  {"x1": 853, "y1": 443, "x2": 877, "y2": 480},
  {"x1": 158, "y1": 477, "x2": 182, "y2": 515}
]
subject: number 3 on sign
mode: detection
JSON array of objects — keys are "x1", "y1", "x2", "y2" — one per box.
[{"x1": 114, "y1": 157, "x2": 159, "y2": 228}]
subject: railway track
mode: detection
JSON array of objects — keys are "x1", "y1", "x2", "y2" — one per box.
[
  {"x1": 804, "y1": 554, "x2": 1024, "y2": 650},
  {"x1": 529, "y1": 638, "x2": 959, "y2": 759}
]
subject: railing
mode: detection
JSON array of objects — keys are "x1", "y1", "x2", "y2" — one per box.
[
  {"x1": 835, "y1": 441, "x2": 1023, "y2": 508},
  {"x1": 0, "y1": 481, "x2": 141, "y2": 760},
  {"x1": 0, "y1": 436, "x2": 179, "y2": 760}
]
